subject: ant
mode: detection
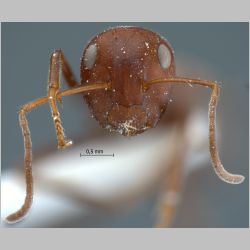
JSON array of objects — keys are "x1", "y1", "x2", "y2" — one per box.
[{"x1": 5, "y1": 26, "x2": 245, "y2": 226}]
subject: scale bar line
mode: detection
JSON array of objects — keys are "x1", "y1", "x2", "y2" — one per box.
[{"x1": 80, "y1": 154, "x2": 114, "y2": 157}]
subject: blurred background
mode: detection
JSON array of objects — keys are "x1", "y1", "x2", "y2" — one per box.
[{"x1": 1, "y1": 23, "x2": 249, "y2": 228}]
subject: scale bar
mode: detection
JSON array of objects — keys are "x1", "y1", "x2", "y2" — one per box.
[{"x1": 80, "y1": 154, "x2": 114, "y2": 157}]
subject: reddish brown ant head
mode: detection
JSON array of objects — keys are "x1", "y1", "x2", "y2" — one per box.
[{"x1": 81, "y1": 27, "x2": 176, "y2": 136}]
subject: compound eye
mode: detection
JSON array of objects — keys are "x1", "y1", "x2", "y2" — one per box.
[
  {"x1": 84, "y1": 43, "x2": 97, "y2": 69},
  {"x1": 158, "y1": 44, "x2": 171, "y2": 69}
]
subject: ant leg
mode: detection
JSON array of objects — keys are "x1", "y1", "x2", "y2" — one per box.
[
  {"x1": 5, "y1": 97, "x2": 48, "y2": 223},
  {"x1": 145, "y1": 78, "x2": 245, "y2": 184},
  {"x1": 48, "y1": 50, "x2": 74, "y2": 149},
  {"x1": 60, "y1": 52, "x2": 78, "y2": 87},
  {"x1": 155, "y1": 162, "x2": 183, "y2": 228},
  {"x1": 155, "y1": 126, "x2": 186, "y2": 228},
  {"x1": 49, "y1": 50, "x2": 103, "y2": 149}
]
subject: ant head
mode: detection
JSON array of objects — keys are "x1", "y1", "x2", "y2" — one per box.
[{"x1": 81, "y1": 26, "x2": 176, "y2": 136}]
